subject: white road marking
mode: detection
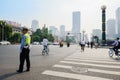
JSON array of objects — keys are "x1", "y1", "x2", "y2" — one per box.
[
  {"x1": 64, "y1": 58, "x2": 120, "y2": 64},
  {"x1": 66, "y1": 56, "x2": 118, "y2": 62},
  {"x1": 60, "y1": 61, "x2": 120, "y2": 69},
  {"x1": 42, "y1": 70, "x2": 112, "y2": 80},
  {"x1": 53, "y1": 64, "x2": 120, "y2": 76}
]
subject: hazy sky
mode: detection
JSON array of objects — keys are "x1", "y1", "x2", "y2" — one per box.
[{"x1": 1, "y1": 0, "x2": 120, "y2": 34}]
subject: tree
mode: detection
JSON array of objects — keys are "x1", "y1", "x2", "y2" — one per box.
[
  {"x1": 4, "y1": 24, "x2": 12, "y2": 41},
  {"x1": 48, "y1": 34, "x2": 54, "y2": 42},
  {"x1": 0, "y1": 20, "x2": 12, "y2": 41},
  {"x1": 32, "y1": 26, "x2": 54, "y2": 42},
  {"x1": 32, "y1": 35, "x2": 40, "y2": 42},
  {"x1": 11, "y1": 32, "x2": 22, "y2": 43}
]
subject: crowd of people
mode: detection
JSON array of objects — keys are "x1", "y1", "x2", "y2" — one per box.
[{"x1": 79, "y1": 40, "x2": 99, "y2": 52}]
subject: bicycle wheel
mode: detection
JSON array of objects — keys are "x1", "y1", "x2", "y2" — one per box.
[
  {"x1": 46, "y1": 49, "x2": 49, "y2": 55},
  {"x1": 42, "y1": 50, "x2": 45, "y2": 56},
  {"x1": 109, "y1": 49, "x2": 114, "y2": 57},
  {"x1": 117, "y1": 51, "x2": 120, "y2": 58}
]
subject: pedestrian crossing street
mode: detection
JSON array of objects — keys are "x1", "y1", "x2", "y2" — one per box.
[{"x1": 42, "y1": 49, "x2": 120, "y2": 80}]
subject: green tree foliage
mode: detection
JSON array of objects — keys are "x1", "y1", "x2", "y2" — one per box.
[
  {"x1": 32, "y1": 35, "x2": 40, "y2": 42},
  {"x1": 11, "y1": 32, "x2": 22, "y2": 43},
  {"x1": 32, "y1": 27, "x2": 54, "y2": 42},
  {"x1": 0, "y1": 20, "x2": 12, "y2": 41}
]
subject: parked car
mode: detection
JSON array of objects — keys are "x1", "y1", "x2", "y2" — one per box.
[
  {"x1": 53, "y1": 42, "x2": 59, "y2": 45},
  {"x1": 32, "y1": 42, "x2": 40, "y2": 45},
  {"x1": 0, "y1": 41, "x2": 11, "y2": 45}
]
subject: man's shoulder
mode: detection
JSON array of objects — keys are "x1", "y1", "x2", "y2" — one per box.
[
  {"x1": 44, "y1": 38, "x2": 48, "y2": 40},
  {"x1": 25, "y1": 33, "x2": 30, "y2": 37}
]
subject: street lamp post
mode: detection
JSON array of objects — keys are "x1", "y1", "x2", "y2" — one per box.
[
  {"x1": 79, "y1": 33, "x2": 81, "y2": 42},
  {"x1": 82, "y1": 30, "x2": 85, "y2": 41},
  {"x1": 101, "y1": 5, "x2": 107, "y2": 46}
]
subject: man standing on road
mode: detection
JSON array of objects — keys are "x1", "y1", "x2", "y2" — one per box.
[{"x1": 17, "y1": 27, "x2": 31, "y2": 73}]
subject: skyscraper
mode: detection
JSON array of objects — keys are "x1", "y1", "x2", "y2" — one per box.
[
  {"x1": 72, "y1": 11, "x2": 81, "y2": 34},
  {"x1": 31, "y1": 20, "x2": 39, "y2": 32},
  {"x1": 60, "y1": 25, "x2": 65, "y2": 37},
  {"x1": 107, "y1": 19, "x2": 116, "y2": 39},
  {"x1": 49, "y1": 26, "x2": 58, "y2": 36},
  {"x1": 116, "y1": 7, "x2": 120, "y2": 36}
]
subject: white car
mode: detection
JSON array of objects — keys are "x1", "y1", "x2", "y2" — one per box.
[
  {"x1": 0, "y1": 41, "x2": 11, "y2": 45},
  {"x1": 53, "y1": 42, "x2": 59, "y2": 45},
  {"x1": 32, "y1": 42, "x2": 40, "y2": 45}
]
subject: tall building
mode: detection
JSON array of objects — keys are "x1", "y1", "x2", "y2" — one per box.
[
  {"x1": 49, "y1": 26, "x2": 59, "y2": 36},
  {"x1": 31, "y1": 20, "x2": 39, "y2": 32},
  {"x1": 72, "y1": 11, "x2": 81, "y2": 42},
  {"x1": 107, "y1": 19, "x2": 116, "y2": 39},
  {"x1": 116, "y1": 7, "x2": 120, "y2": 36},
  {"x1": 72, "y1": 11, "x2": 81, "y2": 34},
  {"x1": 92, "y1": 29, "x2": 102, "y2": 39},
  {"x1": 60, "y1": 25, "x2": 65, "y2": 37}
]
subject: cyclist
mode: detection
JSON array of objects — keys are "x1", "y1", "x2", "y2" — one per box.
[
  {"x1": 112, "y1": 37, "x2": 120, "y2": 56},
  {"x1": 42, "y1": 36, "x2": 49, "y2": 51},
  {"x1": 80, "y1": 40, "x2": 86, "y2": 52}
]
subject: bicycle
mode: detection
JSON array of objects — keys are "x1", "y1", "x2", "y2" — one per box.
[
  {"x1": 108, "y1": 48, "x2": 120, "y2": 58},
  {"x1": 80, "y1": 44, "x2": 85, "y2": 52},
  {"x1": 42, "y1": 46, "x2": 49, "y2": 56}
]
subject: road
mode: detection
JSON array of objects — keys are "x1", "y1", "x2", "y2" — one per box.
[{"x1": 0, "y1": 45, "x2": 120, "y2": 80}]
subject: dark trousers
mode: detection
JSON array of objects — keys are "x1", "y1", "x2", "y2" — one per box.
[
  {"x1": 19, "y1": 48, "x2": 30, "y2": 71},
  {"x1": 113, "y1": 46, "x2": 118, "y2": 55},
  {"x1": 44, "y1": 45, "x2": 48, "y2": 50}
]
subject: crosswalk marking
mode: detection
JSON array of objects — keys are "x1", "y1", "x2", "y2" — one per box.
[
  {"x1": 42, "y1": 70, "x2": 113, "y2": 80},
  {"x1": 53, "y1": 64, "x2": 120, "y2": 76},
  {"x1": 64, "y1": 58, "x2": 120, "y2": 64},
  {"x1": 41, "y1": 49, "x2": 120, "y2": 80},
  {"x1": 60, "y1": 61, "x2": 120, "y2": 69},
  {"x1": 67, "y1": 56, "x2": 117, "y2": 62}
]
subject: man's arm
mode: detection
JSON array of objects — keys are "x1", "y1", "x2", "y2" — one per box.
[{"x1": 112, "y1": 41, "x2": 117, "y2": 46}]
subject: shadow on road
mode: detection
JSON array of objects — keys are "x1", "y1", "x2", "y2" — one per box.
[
  {"x1": 110, "y1": 57, "x2": 120, "y2": 61},
  {"x1": 0, "y1": 72, "x2": 18, "y2": 80}
]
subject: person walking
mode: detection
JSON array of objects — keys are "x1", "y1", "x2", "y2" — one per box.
[
  {"x1": 87, "y1": 42, "x2": 90, "y2": 48},
  {"x1": 80, "y1": 40, "x2": 86, "y2": 52},
  {"x1": 90, "y1": 41, "x2": 94, "y2": 49},
  {"x1": 17, "y1": 27, "x2": 31, "y2": 73}
]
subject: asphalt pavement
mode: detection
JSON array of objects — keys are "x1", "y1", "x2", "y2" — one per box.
[{"x1": 0, "y1": 45, "x2": 120, "y2": 80}]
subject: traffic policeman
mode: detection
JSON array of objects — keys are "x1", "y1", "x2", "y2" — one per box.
[{"x1": 17, "y1": 27, "x2": 31, "y2": 73}]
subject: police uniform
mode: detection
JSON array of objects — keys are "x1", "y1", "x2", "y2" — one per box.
[{"x1": 17, "y1": 30, "x2": 31, "y2": 73}]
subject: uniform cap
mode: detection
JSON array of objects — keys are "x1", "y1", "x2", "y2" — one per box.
[{"x1": 22, "y1": 27, "x2": 29, "y2": 31}]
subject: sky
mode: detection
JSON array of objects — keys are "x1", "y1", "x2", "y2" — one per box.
[{"x1": 0, "y1": 0, "x2": 120, "y2": 35}]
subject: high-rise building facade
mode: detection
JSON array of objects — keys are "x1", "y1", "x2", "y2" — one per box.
[
  {"x1": 72, "y1": 11, "x2": 81, "y2": 34},
  {"x1": 107, "y1": 19, "x2": 116, "y2": 39},
  {"x1": 49, "y1": 26, "x2": 58, "y2": 36},
  {"x1": 72, "y1": 11, "x2": 81, "y2": 42},
  {"x1": 60, "y1": 25, "x2": 65, "y2": 37},
  {"x1": 116, "y1": 7, "x2": 120, "y2": 36},
  {"x1": 31, "y1": 20, "x2": 39, "y2": 32}
]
